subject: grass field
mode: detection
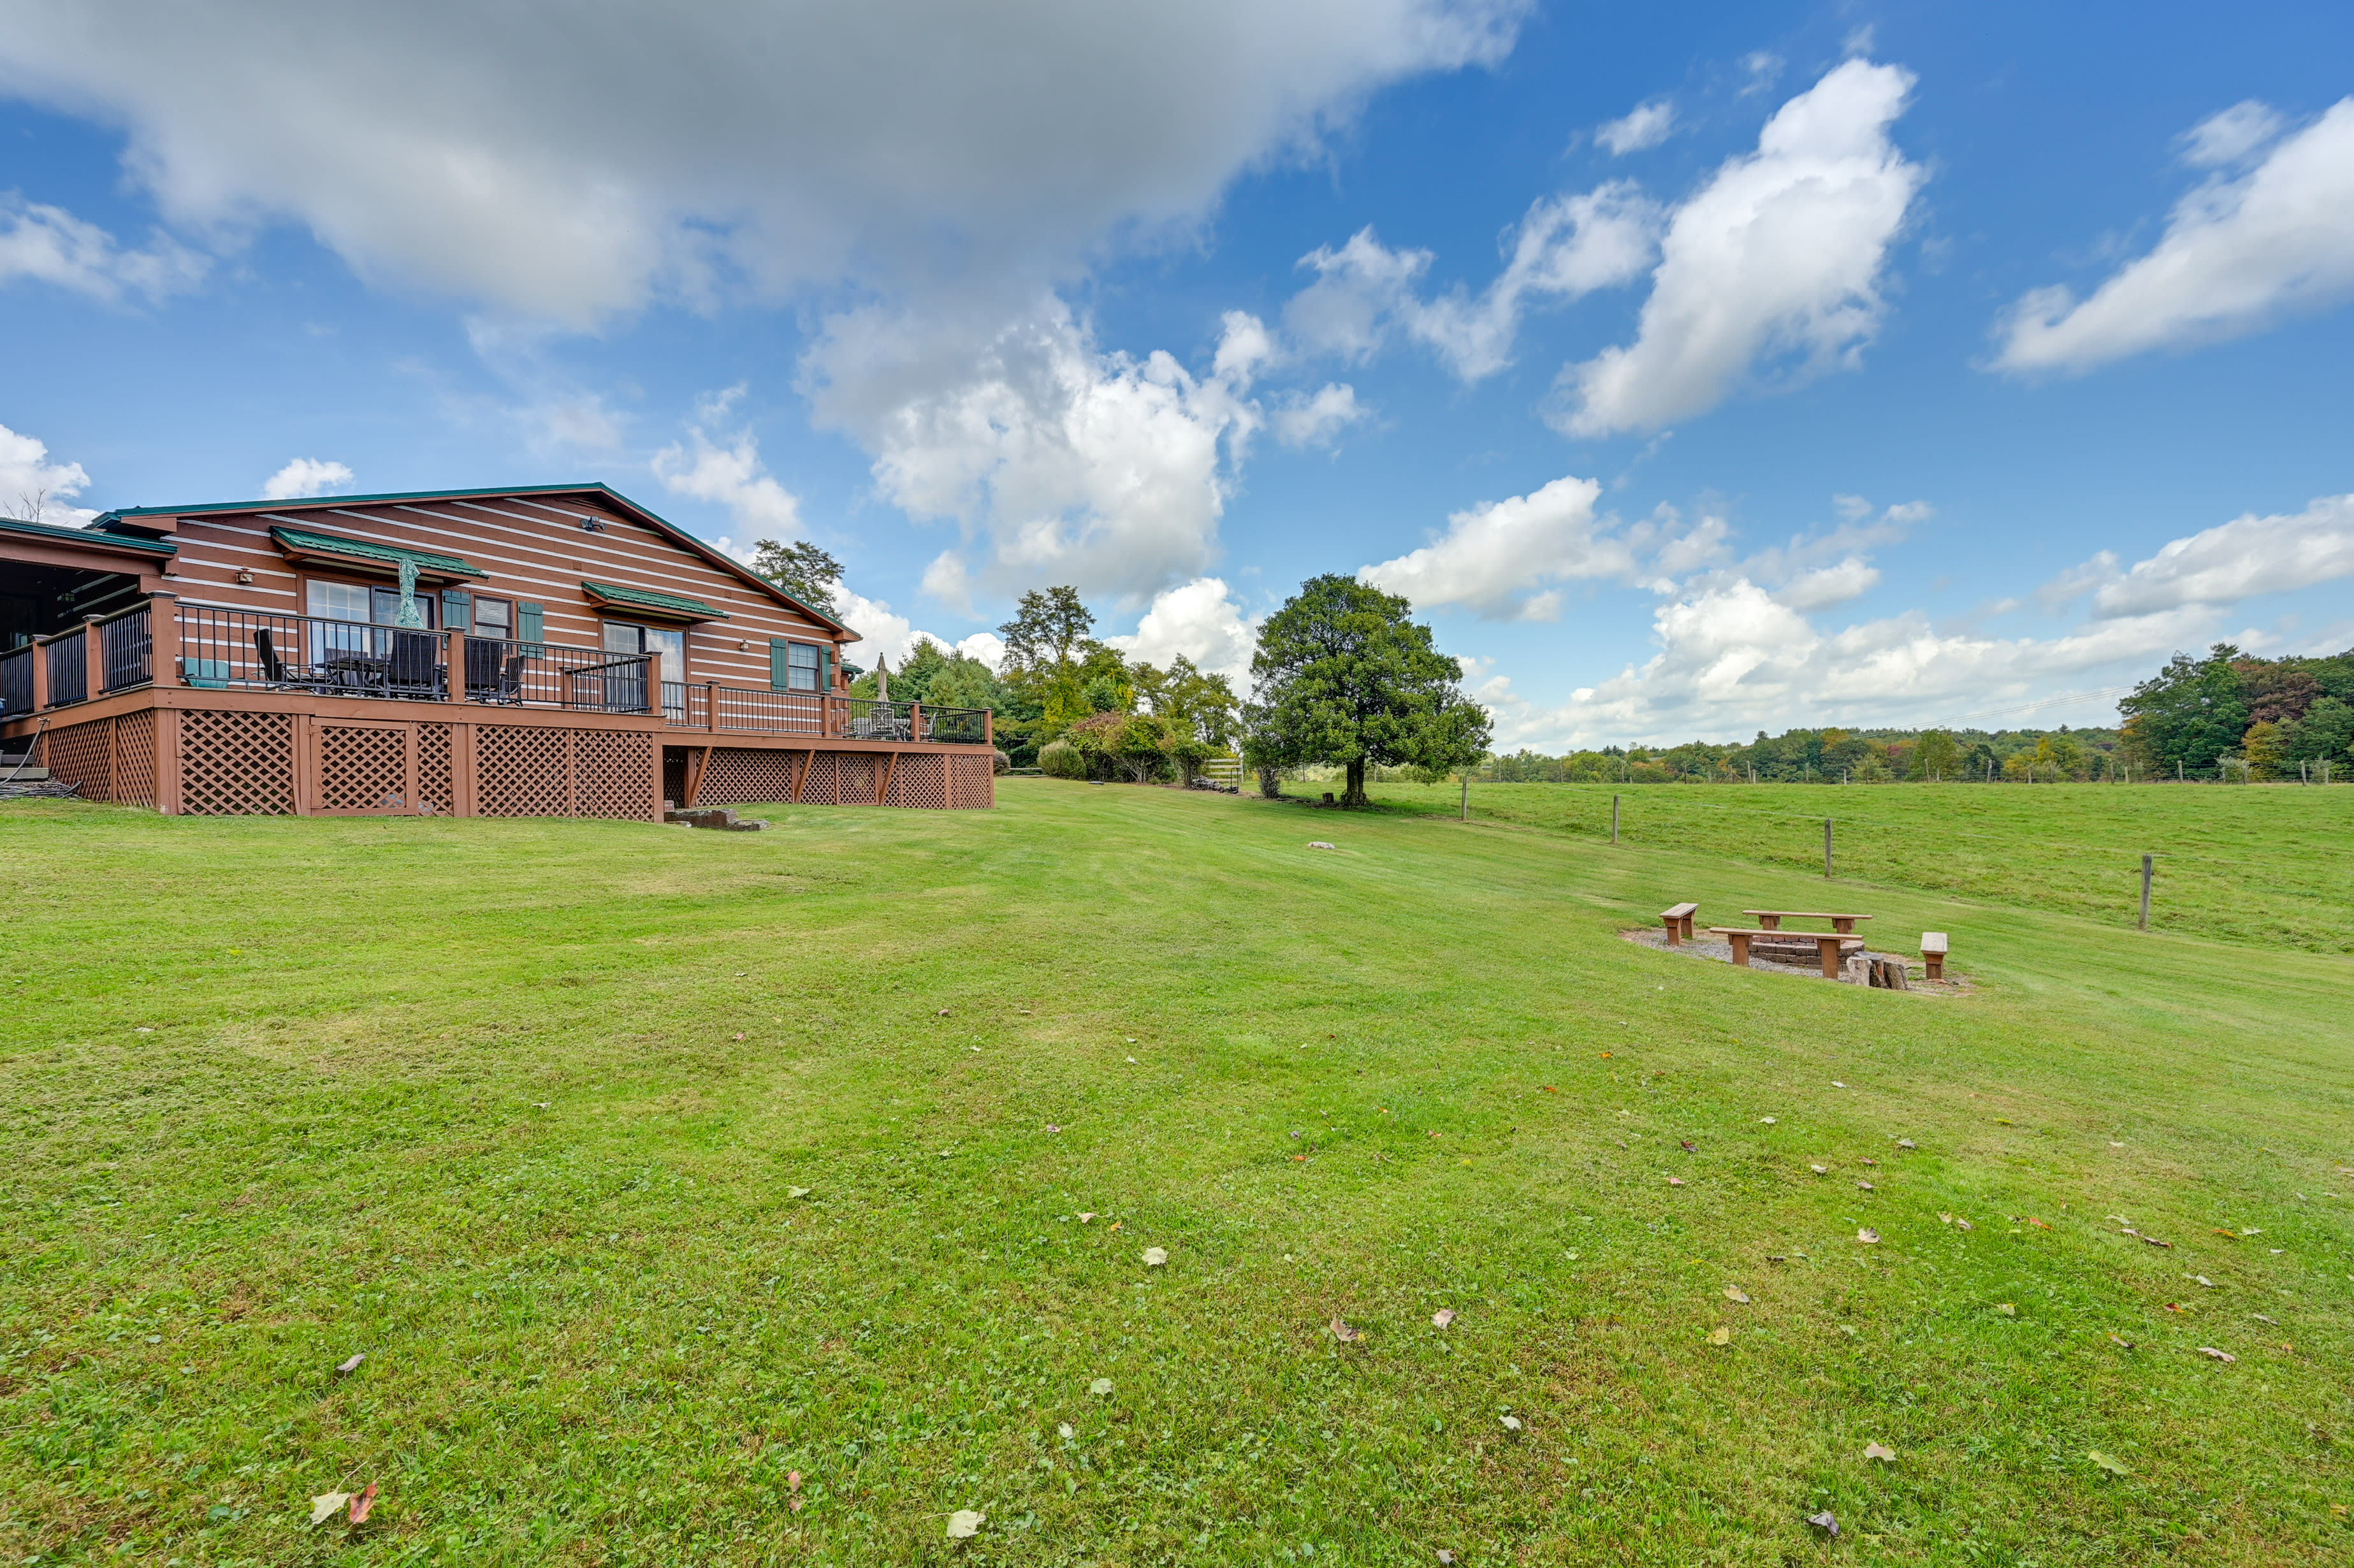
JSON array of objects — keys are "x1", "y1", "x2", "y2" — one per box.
[
  {"x1": 3, "y1": 780, "x2": 2351, "y2": 1565},
  {"x1": 1369, "y1": 780, "x2": 2354, "y2": 953}
]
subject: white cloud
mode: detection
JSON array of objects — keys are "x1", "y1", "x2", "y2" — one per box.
[
  {"x1": 0, "y1": 1, "x2": 1529, "y2": 326},
  {"x1": 0, "y1": 422, "x2": 96, "y2": 524},
  {"x1": 834, "y1": 586, "x2": 997, "y2": 672},
  {"x1": 1103, "y1": 576, "x2": 1260, "y2": 681},
  {"x1": 1358, "y1": 474, "x2": 1627, "y2": 620},
  {"x1": 259, "y1": 458, "x2": 354, "y2": 500},
  {"x1": 1553, "y1": 59, "x2": 1924, "y2": 436},
  {"x1": 1270, "y1": 383, "x2": 1368, "y2": 447},
  {"x1": 2075, "y1": 493, "x2": 2354, "y2": 619},
  {"x1": 804, "y1": 300, "x2": 1264, "y2": 602},
  {"x1": 1497, "y1": 579, "x2": 2210, "y2": 749},
  {"x1": 1993, "y1": 99, "x2": 2354, "y2": 374},
  {"x1": 1596, "y1": 99, "x2": 1674, "y2": 156},
  {"x1": 2180, "y1": 100, "x2": 2285, "y2": 168},
  {"x1": 0, "y1": 195, "x2": 207, "y2": 303},
  {"x1": 1773, "y1": 555, "x2": 1879, "y2": 611},
  {"x1": 1288, "y1": 184, "x2": 1660, "y2": 380},
  {"x1": 651, "y1": 388, "x2": 803, "y2": 537}
]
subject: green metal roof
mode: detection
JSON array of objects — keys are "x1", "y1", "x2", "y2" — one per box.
[
  {"x1": 0, "y1": 514, "x2": 177, "y2": 556},
  {"x1": 270, "y1": 526, "x2": 484, "y2": 577},
  {"x1": 582, "y1": 579, "x2": 729, "y2": 620}
]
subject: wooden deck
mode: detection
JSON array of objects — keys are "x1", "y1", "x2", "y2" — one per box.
[{"x1": 2, "y1": 595, "x2": 995, "y2": 818}]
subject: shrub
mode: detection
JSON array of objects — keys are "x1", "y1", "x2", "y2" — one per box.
[{"x1": 1038, "y1": 740, "x2": 1088, "y2": 780}]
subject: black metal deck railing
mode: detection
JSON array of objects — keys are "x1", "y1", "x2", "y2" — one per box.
[
  {"x1": 100, "y1": 607, "x2": 152, "y2": 693},
  {"x1": 0, "y1": 645, "x2": 31, "y2": 718},
  {"x1": 44, "y1": 627, "x2": 86, "y2": 708}
]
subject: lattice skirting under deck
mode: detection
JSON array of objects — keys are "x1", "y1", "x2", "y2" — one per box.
[
  {"x1": 688, "y1": 746, "x2": 991, "y2": 809},
  {"x1": 35, "y1": 711, "x2": 163, "y2": 808}
]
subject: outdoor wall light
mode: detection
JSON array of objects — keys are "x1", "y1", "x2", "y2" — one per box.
[
  {"x1": 235, "y1": 569, "x2": 254, "y2": 584},
  {"x1": 579, "y1": 517, "x2": 607, "y2": 532}
]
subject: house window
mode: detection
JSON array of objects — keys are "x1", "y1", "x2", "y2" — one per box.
[
  {"x1": 473, "y1": 596, "x2": 514, "y2": 639},
  {"x1": 602, "y1": 620, "x2": 685, "y2": 685},
  {"x1": 786, "y1": 641, "x2": 820, "y2": 692},
  {"x1": 304, "y1": 579, "x2": 435, "y2": 628}
]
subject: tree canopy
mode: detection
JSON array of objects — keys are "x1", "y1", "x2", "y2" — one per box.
[
  {"x1": 747, "y1": 539, "x2": 845, "y2": 618},
  {"x1": 1246, "y1": 575, "x2": 1490, "y2": 807}
]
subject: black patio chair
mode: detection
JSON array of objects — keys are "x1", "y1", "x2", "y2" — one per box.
[
  {"x1": 253, "y1": 628, "x2": 326, "y2": 689},
  {"x1": 388, "y1": 630, "x2": 442, "y2": 697}
]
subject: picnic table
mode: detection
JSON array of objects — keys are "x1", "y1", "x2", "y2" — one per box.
[
  {"x1": 1708, "y1": 926, "x2": 1866, "y2": 979},
  {"x1": 1743, "y1": 909, "x2": 1873, "y2": 934}
]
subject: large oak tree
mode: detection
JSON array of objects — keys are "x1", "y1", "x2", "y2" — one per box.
[{"x1": 1247, "y1": 575, "x2": 1491, "y2": 808}]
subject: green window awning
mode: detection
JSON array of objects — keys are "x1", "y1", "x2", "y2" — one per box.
[
  {"x1": 581, "y1": 579, "x2": 730, "y2": 621},
  {"x1": 270, "y1": 526, "x2": 485, "y2": 579}
]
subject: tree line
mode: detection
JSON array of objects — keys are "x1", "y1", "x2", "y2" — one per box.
[
  {"x1": 747, "y1": 539, "x2": 1488, "y2": 805},
  {"x1": 2117, "y1": 643, "x2": 2354, "y2": 780}
]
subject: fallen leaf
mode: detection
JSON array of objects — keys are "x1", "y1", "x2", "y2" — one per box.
[
  {"x1": 1856, "y1": 1228, "x2": 1879, "y2": 1244},
  {"x1": 2165, "y1": 1303, "x2": 2188, "y2": 1313},
  {"x1": 937, "y1": 1009, "x2": 950, "y2": 1017},
  {"x1": 1860, "y1": 1158, "x2": 1879, "y2": 1166},
  {"x1": 2026, "y1": 1216, "x2": 2052, "y2": 1230},
  {"x1": 1077, "y1": 1212, "x2": 1096, "y2": 1223},
  {"x1": 1995, "y1": 1117, "x2": 2013, "y2": 1125},
  {"x1": 2088, "y1": 1450, "x2": 2130, "y2": 1476},
  {"x1": 1759, "y1": 1116, "x2": 1778, "y2": 1124},
  {"x1": 1542, "y1": 1085, "x2": 1557, "y2": 1094},
  {"x1": 1856, "y1": 1180, "x2": 1875, "y2": 1191},
  {"x1": 1955, "y1": 1219, "x2": 1975, "y2": 1232},
  {"x1": 1089, "y1": 1377, "x2": 1114, "y2": 1396},
  {"x1": 1107, "y1": 1221, "x2": 1122, "y2": 1233},
  {"x1": 1438, "y1": 1551, "x2": 1458, "y2": 1564},
  {"x1": 1666, "y1": 1176, "x2": 1686, "y2": 1187},
  {"x1": 2251, "y1": 1312, "x2": 2278, "y2": 1325},
  {"x1": 1863, "y1": 1442, "x2": 1896, "y2": 1462},
  {"x1": 1708, "y1": 1326, "x2": 1731, "y2": 1346},
  {"x1": 2107, "y1": 1332, "x2": 2135, "y2": 1349},
  {"x1": 788, "y1": 1470, "x2": 801, "y2": 1492},
  {"x1": 1142, "y1": 1247, "x2": 1168, "y2": 1267},
  {"x1": 1938, "y1": 1212, "x2": 1954, "y2": 1224},
  {"x1": 1330, "y1": 1316, "x2": 1360, "y2": 1343},
  {"x1": 1896, "y1": 1138, "x2": 1917, "y2": 1149},
  {"x1": 732, "y1": 1032, "x2": 746, "y2": 1042},
  {"x1": 1806, "y1": 1509, "x2": 1839, "y2": 1537},
  {"x1": 1499, "y1": 1414, "x2": 1523, "y2": 1431},
  {"x1": 348, "y1": 1482, "x2": 377, "y2": 1525},
  {"x1": 946, "y1": 1509, "x2": 985, "y2": 1539},
  {"x1": 1995, "y1": 1303, "x2": 2017, "y2": 1317},
  {"x1": 1045, "y1": 1124, "x2": 1061, "y2": 1133},
  {"x1": 1724, "y1": 1286, "x2": 1751, "y2": 1304},
  {"x1": 335, "y1": 1353, "x2": 365, "y2": 1376},
  {"x1": 309, "y1": 1492, "x2": 351, "y2": 1527},
  {"x1": 2197, "y1": 1346, "x2": 2237, "y2": 1363},
  {"x1": 1600, "y1": 1051, "x2": 1611, "y2": 1057},
  {"x1": 1124, "y1": 1056, "x2": 1138, "y2": 1064},
  {"x1": 1432, "y1": 1309, "x2": 1456, "y2": 1329},
  {"x1": 787, "y1": 1186, "x2": 811, "y2": 1199},
  {"x1": 2194, "y1": 1275, "x2": 2214, "y2": 1288},
  {"x1": 1810, "y1": 1164, "x2": 1829, "y2": 1174}
]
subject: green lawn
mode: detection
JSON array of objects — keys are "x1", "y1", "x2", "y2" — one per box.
[
  {"x1": 3, "y1": 781, "x2": 2350, "y2": 1565},
  {"x1": 1369, "y1": 779, "x2": 2354, "y2": 952}
]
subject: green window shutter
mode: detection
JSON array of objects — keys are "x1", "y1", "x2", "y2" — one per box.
[
  {"x1": 440, "y1": 590, "x2": 472, "y2": 631},
  {"x1": 518, "y1": 602, "x2": 544, "y2": 645},
  {"x1": 819, "y1": 646, "x2": 833, "y2": 692},
  {"x1": 769, "y1": 638, "x2": 790, "y2": 692}
]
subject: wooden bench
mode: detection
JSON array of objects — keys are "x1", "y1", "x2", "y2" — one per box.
[
  {"x1": 1708, "y1": 927, "x2": 1866, "y2": 978},
  {"x1": 1659, "y1": 901, "x2": 1699, "y2": 945},
  {"x1": 1743, "y1": 909, "x2": 1874, "y2": 934},
  {"x1": 1920, "y1": 931, "x2": 1949, "y2": 980}
]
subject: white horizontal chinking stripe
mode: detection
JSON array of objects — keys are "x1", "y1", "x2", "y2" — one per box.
[{"x1": 442, "y1": 500, "x2": 831, "y2": 623}]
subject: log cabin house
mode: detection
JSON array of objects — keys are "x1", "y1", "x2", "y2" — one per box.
[{"x1": 0, "y1": 484, "x2": 995, "y2": 818}]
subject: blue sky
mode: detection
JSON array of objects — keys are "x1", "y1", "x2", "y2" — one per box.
[{"x1": 4, "y1": 0, "x2": 2351, "y2": 746}]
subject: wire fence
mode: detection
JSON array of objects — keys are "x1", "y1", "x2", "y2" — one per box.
[{"x1": 1367, "y1": 780, "x2": 2354, "y2": 953}]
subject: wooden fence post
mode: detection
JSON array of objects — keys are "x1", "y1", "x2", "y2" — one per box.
[
  {"x1": 1824, "y1": 818, "x2": 1834, "y2": 879},
  {"x1": 1611, "y1": 793, "x2": 1619, "y2": 844},
  {"x1": 2139, "y1": 853, "x2": 2153, "y2": 931}
]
